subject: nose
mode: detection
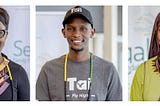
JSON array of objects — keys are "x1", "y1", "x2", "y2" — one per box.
[{"x1": 72, "y1": 28, "x2": 81, "y2": 38}]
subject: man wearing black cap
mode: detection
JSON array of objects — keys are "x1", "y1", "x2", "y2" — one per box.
[{"x1": 36, "y1": 6, "x2": 122, "y2": 101}]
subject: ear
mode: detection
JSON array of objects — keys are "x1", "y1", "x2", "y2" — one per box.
[
  {"x1": 62, "y1": 28, "x2": 67, "y2": 38},
  {"x1": 90, "y1": 28, "x2": 95, "y2": 38}
]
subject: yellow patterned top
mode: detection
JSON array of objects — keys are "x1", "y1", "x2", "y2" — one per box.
[{"x1": 0, "y1": 57, "x2": 9, "y2": 72}]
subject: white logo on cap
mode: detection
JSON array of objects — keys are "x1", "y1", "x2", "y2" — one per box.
[{"x1": 71, "y1": 7, "x2": 82, "y2": 13}]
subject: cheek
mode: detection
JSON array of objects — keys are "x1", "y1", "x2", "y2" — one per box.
[
  {"x1": 0, "y1": 40, "x2": 5, "y2": 51},
  {"x1": 0, "y1": 36, "x2": 6, "y2": 44},
  {"x1": 64, "y1": 31, "x2": 71, "y2": 38},
  {"x1": 0, "y1": 40, "x2": 5, "y2": 44}
]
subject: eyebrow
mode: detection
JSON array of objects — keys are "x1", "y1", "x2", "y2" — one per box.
[{"x1": 65, "y1": 23, "x2": 90, "y2": 27}]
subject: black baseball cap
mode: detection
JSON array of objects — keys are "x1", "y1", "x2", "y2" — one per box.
[{"x1": 62, "y1": 6, "x2": 93, "y2": 28}]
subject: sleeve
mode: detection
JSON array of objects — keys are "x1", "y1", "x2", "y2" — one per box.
[
  {"x1": 36, "y1": 64, "x2": 50, "y2": 101},
  {"x1": 17, "y1": 66, "x2": 30, "y2": 101},
  {"x1": 105, "y1": 64, "x2": 122, "y2": 101},
  {"x1": 130, "y1": 63, "x2": 144, "y2": 101}
]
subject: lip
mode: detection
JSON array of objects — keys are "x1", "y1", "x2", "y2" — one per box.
[
  {"x1": 73, "y1": 40, "x2": 82, "y2": 43},
  {"x1": 71, "y1": 39, "x2": 84, "y2": 43}
]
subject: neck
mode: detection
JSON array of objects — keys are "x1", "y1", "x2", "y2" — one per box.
[{"x1": 68, "y1": 50, "x2": 90, "y2": 62}]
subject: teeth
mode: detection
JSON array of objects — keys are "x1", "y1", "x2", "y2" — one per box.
[{"x1": 73, "y1": 40, "x2": 81, "y2": 43}]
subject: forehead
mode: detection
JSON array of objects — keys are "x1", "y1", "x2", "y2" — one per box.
[
  {"x1": 67, "y1": 17, "x2": 89, "y2": 25},
  {"x1": 0, "y1": 21, "x2": 5, "y2": 29}
]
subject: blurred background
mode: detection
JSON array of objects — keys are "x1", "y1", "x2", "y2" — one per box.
[
  {"x1": 1, "y1": 6, "x2": 30, "y2": 79},
  {"x1": 36, "y1": 6, "x2": 122, "y2": 83},
  {"x1": 128, "y1": 6, "x2": 160, "y2": 100}
]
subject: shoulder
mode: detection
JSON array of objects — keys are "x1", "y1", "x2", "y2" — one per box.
[
  {"x1": 8, "y1": 60, "x2": 27, "y2": 77},
  {"x1": 41, "y1": 55, "x2": 65, "y2": 74},
  {"x1": 43, "y1": 55, "x2": 65, "y2": 68},
  {"x1": 9, "y1": 60, "x2": 23, "y2": 70},
  {"x1": 93, "y1": 54, "x2": 117, "y2": 76},
  {"x1": 93, "y1": 54, "x2": 115, "y2": 69},
  {"x1": 134, "y1": 57, "x2": 156, "y2": 80},
  {"x1": 2, "y1": 53, "x2": 25, "y2": 72},
  {"x1": 5, "y1": 58, "x2": 28, "y2": 82},
  {"x1": 136, "y1": 56, "x2": 157, "y2": 72},
  {"x1": 38, "y1": 55, "x2": 66, "y2": 80},
  {"x1": 2, "y1": 54, "x2": 28, "y2": 82},
  {"x1": 147, "y1": 56, "x2": 157, "y2": 64}
]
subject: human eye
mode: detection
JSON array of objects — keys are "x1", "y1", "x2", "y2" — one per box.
[
  {"x1": 66, "y1": 26, "x2": 74, "y2": 32},
  {"x1": 80, "y1": 26, "x2": 88, "y2": 32},
  {"x1": 0, "y1": 30, "x2": 5, "y2": 36},
  {"x1": 0, "y1": 30, "x2": 3, "y2": 34}
]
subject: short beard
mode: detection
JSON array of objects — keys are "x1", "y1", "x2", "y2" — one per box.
[{"x1": 71, "y1": 47, "x2": 84, "y2": 53}]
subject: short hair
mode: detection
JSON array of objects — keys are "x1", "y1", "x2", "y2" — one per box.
[{"x1": 0, "y1": 7, "x2": 9, "y2": 30}]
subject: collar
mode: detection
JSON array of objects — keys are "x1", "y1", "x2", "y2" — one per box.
[{"x1": 0, "y1": 56, "x2": 9, "y2": 72}]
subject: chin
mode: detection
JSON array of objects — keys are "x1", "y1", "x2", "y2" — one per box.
[{"x1": 71, "y1": 48, "x2": 84, "y2": 53}]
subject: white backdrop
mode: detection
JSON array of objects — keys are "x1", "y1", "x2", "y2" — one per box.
[
  {"x1": 2, "y1": 6, "x2": 30, "y2": 78},
  {"x1": 128, "y1": 6, "x2": 160, "y2": 99},
  {"x1": 36, "y1": 12, "x2": 68, "y2": 79}
]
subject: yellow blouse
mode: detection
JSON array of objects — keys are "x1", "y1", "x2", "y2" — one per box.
[{"x1": 130, "y1": 56, "x2": 160, "y2": 101}]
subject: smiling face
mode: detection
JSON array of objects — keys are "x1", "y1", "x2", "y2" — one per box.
[
  {"x1": 0, "y1": 21, "x2": 8, "y2": 52},
  {"x1": 62, "y1": 17, "x2": 95, "y2": 53}
]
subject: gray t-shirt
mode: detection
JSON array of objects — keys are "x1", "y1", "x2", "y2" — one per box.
[
  {"x1": 36, "y1": 54, "x2": 122, "y2": 101},
  {"x1": 66, "y1": 58, "x2": 91, "y2": 101}
]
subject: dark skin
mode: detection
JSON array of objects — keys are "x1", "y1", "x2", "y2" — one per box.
[
  {"x1": 62, "y1": 17, "x2": 95, "y2": 62},
  {"x1": 0, "y1": 21, "x2": 8, "y2": 64},
  {"x1": 158, "y1": 26, "x2": 160, "y2": 64}
]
